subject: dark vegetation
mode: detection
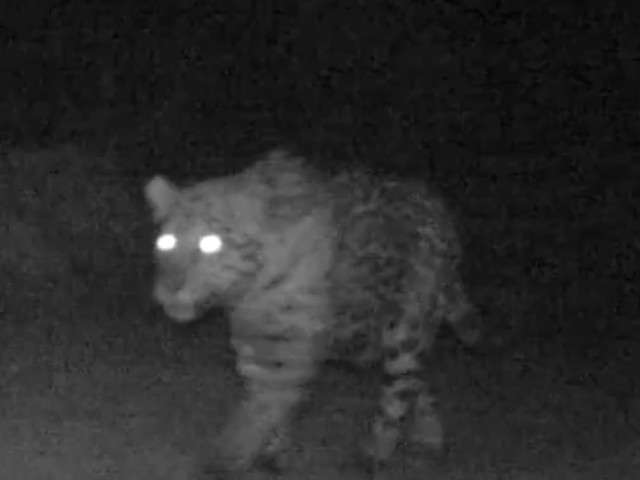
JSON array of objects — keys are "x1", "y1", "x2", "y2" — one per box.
[{"x1": 1, "y1": 1, "x2": 638, "y2": 478}]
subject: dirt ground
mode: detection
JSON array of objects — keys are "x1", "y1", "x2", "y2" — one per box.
[{"x1": 1, "y1": 263, "x2": 638, "y2": 480}]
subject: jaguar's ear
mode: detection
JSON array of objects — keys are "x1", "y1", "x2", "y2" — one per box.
[{"x1": 145, "y1": 175, "x2": 178, "y2": 221}]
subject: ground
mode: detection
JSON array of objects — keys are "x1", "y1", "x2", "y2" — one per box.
[
  {"x1": 1, "y1": 147, "x2": 637, "y2": 480},
  {"x1": 1, "y1": 288, "x2": 637, "y2": 480}
]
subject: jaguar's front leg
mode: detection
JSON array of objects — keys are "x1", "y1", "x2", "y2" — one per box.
[
  {"x1": 212, "y1": 382, "x2": 302, "y2": 474},
  {"x1": 210, "y1": 333, "x2": 319, "y2": 475}
]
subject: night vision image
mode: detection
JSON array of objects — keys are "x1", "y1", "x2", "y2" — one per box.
[{"x1": 1, "y1": 1, "x2": 638, "y2": 479}]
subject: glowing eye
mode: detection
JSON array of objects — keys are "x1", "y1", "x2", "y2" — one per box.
[
  {"x1": 156, "y1": 233, "x2": 177, "y2": 251},
  {"x1": 199, "y1": 234, "x2": 223, "y2": 254}
]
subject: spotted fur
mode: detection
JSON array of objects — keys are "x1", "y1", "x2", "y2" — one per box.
[{"x1": 145, "y1": 150, "x2": 479, "y2": 473}]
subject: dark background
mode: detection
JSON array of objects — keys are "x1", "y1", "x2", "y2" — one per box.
[
  {"x1": 4, "y1": 1, "x2": 639, "y2": 158},
  {"x1": 3, "y1": 0, "x2": 637, "y2": 344},
  {"x1": 1, "y1": 1, "x2": 638, "y2": 478}
]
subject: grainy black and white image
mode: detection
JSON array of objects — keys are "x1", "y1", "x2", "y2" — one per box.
[{"x1": 1, "y1": 1, "x2": 638, "y2": 479}]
